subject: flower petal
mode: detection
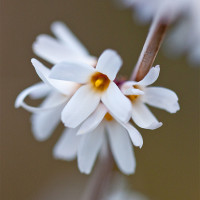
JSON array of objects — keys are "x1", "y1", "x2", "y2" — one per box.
[
  {"x1": 31, "y1": 99, "x2": 64, "y2": 141},
  {"x1": 51, "y1": 21, "x2": 90, "y2": 56},
  {"x1": 49, "y1": 61, "x2": 95, "y2": 84},
  {"x1": 77, "y1": 103, "x2": 107, "y2": 135},
  {"x1": 106, "y1": 121, "x2": 136, "y2": 175},
  {"x1": 33, "y1": 34, "x2": 96, "y2": 65},
  {"x1": 78, "y1": 125, "x2": 104, "y2": 174},
  {"x1": 96, "y1": 49, "x2": 122, "y2": 81},
  {"x1": 119, "y1": 122, "x2": 143, "y2": 148},
  {"x1": 137, "y1": 65, "x2": 160, "y2": 86},
  {"x1": 144, "y1": 86, "x2": 180, "y2": 113},
  {"x1": 29, "y1": 82, "x2": 51, "y2": 99},
  {"x1": 33, "y1": 34, "x2": 74, "y2": 64},
  {"x1": 53, "y1": 127, "x2": 80, "y2": 160},
  {"x1": 101, "y1": 82, "x2": 132, "y2": 123},
  {"x1": 15, "y1": 83, "x2": 67, "y2": 113},
  {"x1": 121, "y1": 81, "x2": 144, "y2": 95},
  {"x1": 31, "y1": 58, "x2": 78, "y2": 96},
  {"x1": 131, "y1": 101, "x2": 163, "y2": 130},
  {"x1": 61, "y1": 85, "x2": 100, "y2": 128}
]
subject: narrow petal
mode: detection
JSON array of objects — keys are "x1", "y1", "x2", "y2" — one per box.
[
  {"x1": 15, "y1": 82, "x2": 48, "y2": 108},
  {"x1": 51, "y1": 21, "x2": 89, "y2": 56},
  {"x1": 29, "y1": 82, "x2": 51, "y2": 99},
  {"x1": 96, "y1": 49, "x2": 122, "y2": 81},
  {"x1": 53, "y1": 127, "x2": 80, "y2": 160},
  {"x1": 33, "y1": 34, "x2": 96, "y2": 66},
  {"x1": 132, "y1": 102, "x2": 163, "y2": 130},
  {"x1": 77, "y1": 103, "x2": 107, "y2": 135},
  {"x1": 119, "y1": 122, "x2": 143, "y2": 148},
  {"x1": 15, "y1": 83, "x2": 67, "y2": 113},
  {"x1": 121, "y1": 81, "x2": 144, "y2": 95},
  {"x1": 143, "y1": 87, "x2": 180, "y2": 113},
  {"x1": 31, "y1": 58, "x2": 78, "y2": 96},
  {"x1": 31, "y1": 94, "x2": 65, "y2": 141},
  {"x1": 106, "y1": 121, "x2": 136, "y2": 175},
  {"x1": 49, "y1": 61, "x2": 95, "y2": 84},
  {"x1": 137, "y1": 65, "x2": 160, "y2": 86},
  {"x1": 78, "y1": 125, "x2": 104, "y2": 174},
  {"x1": 61, "y1": 85, "x2": 100, "y2": 128},
  {"x1": 33, "y1": 34, "x2": 74, "y2": 64},
  {"x1": 101, "y1": 82, "x2": 132, "y2": 123}
]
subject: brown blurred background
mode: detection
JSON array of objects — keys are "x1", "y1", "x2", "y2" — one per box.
[{"x1": 1, "y1": 0, "x2": 199, "y2": 199}]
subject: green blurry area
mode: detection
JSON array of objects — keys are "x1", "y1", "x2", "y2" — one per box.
[{"x1": 1, "y1": 0, "x2": 199, "y2": 199}]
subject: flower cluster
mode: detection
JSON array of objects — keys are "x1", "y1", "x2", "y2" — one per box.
[
  {"x1": 15, "y1": 22, "x2": 179, "y2": 175},
  {"x1": 120, "y1": 0, "x2": 200, "y2": 65}
]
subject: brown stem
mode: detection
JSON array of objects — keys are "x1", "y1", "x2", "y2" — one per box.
[
  {"x1": 81, "y1": 145, "x2": 114, "y2": 200},
  {"x1": 131, "y1": 15, "x2": 170, "y2": 81}
]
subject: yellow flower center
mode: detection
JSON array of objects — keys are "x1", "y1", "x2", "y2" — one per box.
[
  {"x1": 104, "y1": 113, "x2": 113, "y2": 121},
  {"x1": 128, "y1": 94, "x2": 139, "y2": 102},
  {"x1": 90, "y1": 72, "x2": 110, "y2": 92},
  {"x1": 127, "y1": 85, "x2": 141, "y2": 103}
]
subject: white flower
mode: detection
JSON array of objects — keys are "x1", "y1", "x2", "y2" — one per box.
[
  {"x1": 121, "y1": 0, "x2": 200, "y2": 65},
  {"x1": 15, "y1": 59, "x2": 79, "y2": 141},
  {"x1": 15, "y1": 22, "x2": 96, "y2": 141},
  {"x1": 121, "y1": 65, "x2": 180, "y2": 129},
  {"x1": 54, "y1": 103, "x2": 143, "y2": 175},
  {"x1": 33, "y1": 21, "x2": 97, "y2": 66},
  {"x1": 49, "y1": 49, "x2": 132, "y2": 128}
]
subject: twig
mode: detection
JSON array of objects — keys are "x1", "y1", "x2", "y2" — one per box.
[
  {"x1": 81, "y1": 144, "x2": 114, "y2": 200},
  {"x1": 131, "y1": 15, "x2": 170, "y2": 81}
]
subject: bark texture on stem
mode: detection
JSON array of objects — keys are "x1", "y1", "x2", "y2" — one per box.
[
  {"x1": 81, "y1": 144, "x2": 114, "y2": 200},
  {"x1": 131, "y1": 15, "x2": 170, "y2": 81}
]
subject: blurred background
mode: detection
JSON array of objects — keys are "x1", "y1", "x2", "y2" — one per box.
[{"x1": 1, "y1": 0, "x2": 199, "y2": 199}]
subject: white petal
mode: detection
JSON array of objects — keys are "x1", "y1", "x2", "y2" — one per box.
[
  {"x1": 51, "y1": 21, "x2": 89, "y2": 56},
  {"x1": 33, "y1": 34, "x2": 74, "y2": 64},
  {"x1": 119, "y1": 122, "x2": 143, "y2": 148},
  {"x1": 33, "y1": 34, "x2": 96, "y2": 66},
  {"x1": 101, "y1": 82, "x2": 132, "y2": 123},
  {"x1": 96, "y1": 49, "x2": 122, "y2": 81},
  {"x1": 77, "y1": 103, "x2": 107, "y2": 135},
  {"x1": 137, "y1": 65, "x2": 160, "y2": 86},
  {"x1": 132, "y1": 102, "x2": 163, "y2": 130},
  {"x1": 49, "y1": 61, "x2": 95, "y2": 84},
  {"x1": 144, "y1": 87, "x2": 180, "y2": 113},
  {"x1": 78, "y1": 125, "x2": 104, "y2": 174},
  {"x1": 121, "y1": 81, "x2": 144, "y2": 95},
  {"x1": 106, "y1": 121, "x2": 136, "y2": 175},
  {"x1": 15, "y1": 82, "x2": 47, "y2": 108},
  {"x1": 31, "y1": 94, "x2": 65, "y2": 141},
  {"x1": 31, "y1": 58, "x2": 78, "y2": 96},
  {"x1": 53, "y1": 127, "x2": 80, "y2": 160},
  {"x1": 61, "y1": 85, "x2": 100, "y2": 128},
  {"x1": 15, "y1": 83, "x2": 67, "y2": 113},
  {"x1": 29, "y1": 82, "x2": 51, "y2": 99}
]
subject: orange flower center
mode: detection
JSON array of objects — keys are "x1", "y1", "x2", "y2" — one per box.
[
  {"x1": 127, "y1": 85, "x2": 141, "y2": 103},
  {"x1": 90, "y1": 72, "x2": 110, "y2": 92},
  {"x1": 104, "y1": 113, "x2": 113, "y2": 121}
]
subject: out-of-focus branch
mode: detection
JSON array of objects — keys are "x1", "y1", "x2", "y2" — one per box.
[
  {"x1": 131, "y1": 15, "x2": 170, "y2": 81},
  {"x1": 81, "y1": 144, "x2": 114, "y2": 200}
]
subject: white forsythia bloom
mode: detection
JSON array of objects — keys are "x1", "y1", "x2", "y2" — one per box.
[
  {"x1": 121, "y1": 0, "x2": 200, "y2": 65},
  {"x1": 54, "y1": 103, "x2": 143, "y2": 174},
  {"x1": 15, "y1": 22, "x2": 96, "y2": 141},
  {"x1": 49, "y1": 49, "x2": 132, "y2": 128},
  {"x1": 33, "y1": 21, "x2": 97, "y2": 66},
  {"x1": 121, "y1": 65, "x2": 180, "y2": 130},
  {"x1": 15, "y1": 59, "x2": 79, "y2": 141}
]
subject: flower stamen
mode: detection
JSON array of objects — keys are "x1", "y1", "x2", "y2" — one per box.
[
  {"x1": 105, "y1": 113, "x2": 113, "y2": 121},
  {"x1": 90, "y1": 72, "x2": 110, "y2": 92}
]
